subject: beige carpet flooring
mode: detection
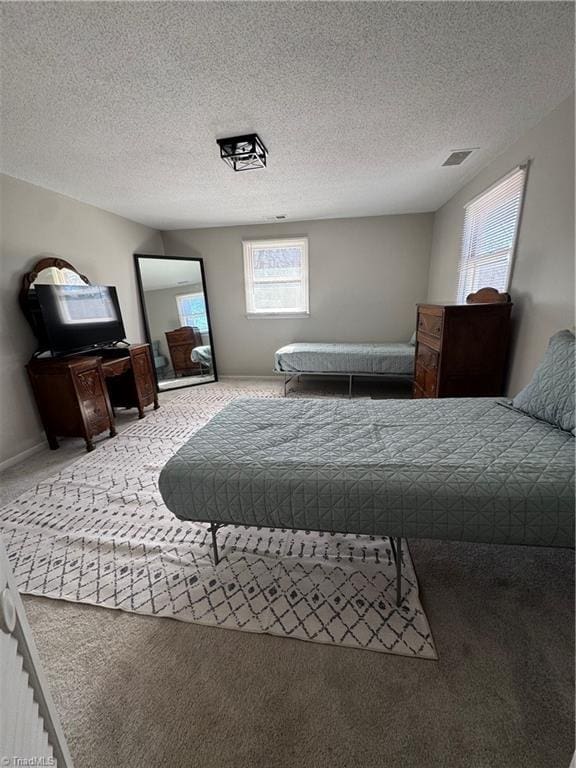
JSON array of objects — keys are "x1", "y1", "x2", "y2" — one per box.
[{"x1": 1, "y1": 379, "x2": 574, "y2": 768}]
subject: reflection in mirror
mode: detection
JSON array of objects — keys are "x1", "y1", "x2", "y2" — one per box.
[{"x1": 134, "y1": 255, "x2": 217, "y2": 391}]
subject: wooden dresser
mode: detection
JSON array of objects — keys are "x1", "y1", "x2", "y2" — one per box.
[
  {"x1": 413, "y1": 301, "x2": 512, "y2": 399},
  {"x1": 27, "y1": 344, "x2": 158, "y2": 452},
  {"x1": 165, "y1": 326, "x2": 204, "y2": 377}
]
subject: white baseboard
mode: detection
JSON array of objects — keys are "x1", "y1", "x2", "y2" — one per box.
[{"x1": 0, "y1": 442, "x2": 46, "y2": 472}]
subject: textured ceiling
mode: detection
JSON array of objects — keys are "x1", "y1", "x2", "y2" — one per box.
[{"x1": 1, "y1": 2, "x2": 574, "y2": 230}]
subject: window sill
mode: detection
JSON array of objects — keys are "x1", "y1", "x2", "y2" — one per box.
[{"x1": 245, "y1": 312, "x2": 310, "y2": 320}]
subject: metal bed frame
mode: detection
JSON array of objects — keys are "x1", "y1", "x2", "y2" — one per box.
[
  {"x1": 208, "y1": 521, "x2": 405, "y2": 607},
  {"x1": 277, "y1": 370, "x2": 413, "y2": 398}
]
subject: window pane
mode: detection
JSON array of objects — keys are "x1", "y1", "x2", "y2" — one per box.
[
  {"x1": 244, "y1": 238, "x2": 309, "y2": 315},
  {"x1": 464, "y1": 257, "x2": 510, "y2": 295},
  {"x1": 177, "y1": 294, "x2": 208, "y2": 332},
  {"x1": 253, "y1": 247, "x2": 302, "y2": 281},
  {"x1": 470, "y1": 198, "x2": 522, "y2": 260},
  {"x1": 252, "y1": 281, "x2": 303, "y2": 311}
]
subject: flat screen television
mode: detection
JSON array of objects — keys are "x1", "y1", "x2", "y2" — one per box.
[{"x1": 35, "y1": 284, "x2": 126, "y2": 355}]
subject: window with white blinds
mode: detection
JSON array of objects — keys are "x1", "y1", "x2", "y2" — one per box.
[
  {"x1": 243, "y1": 238, "x2": 309, "y2": 317},
  {"x1": 176, "y1": 292, "x2": 209, "y2": 332},
  {"x1": 456, "y1": 166, "x2": 527, "y2": 303}
]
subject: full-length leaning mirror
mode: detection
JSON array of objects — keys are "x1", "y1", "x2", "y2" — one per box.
[{"x1": 134, "y1": 254, "x2": 217, "y2": 391}]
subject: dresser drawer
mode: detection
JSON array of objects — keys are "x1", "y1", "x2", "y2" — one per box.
[
  {"x1": 415, "y1": 343, "x2": 438, "y2": 372},
  {"x1": 417, "y1": 310, "x2": 443, "y2": 340},
  {"x1": 412, "y1": 382, "x2": 427, "y2": 399},
  {"x1": 414, "y1": 363, "x2": 438, "y2": 398}
]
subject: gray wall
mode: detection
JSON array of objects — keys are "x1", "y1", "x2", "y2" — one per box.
[
  {"x1": 161, "y1": 214, "x2": 434, "y2": 376},
  {"x1": 4, "y1": 94, "x2": 572, "y2": 461},
  {"x1": 0, "y1": 174, "x2": 164, "y2": 466},
  {"x1": 143, "y1": 282, "x2": 205, "y2": 362},
  {"x1": 427, "y1": 94, "x2": 575, "y2": 395}
]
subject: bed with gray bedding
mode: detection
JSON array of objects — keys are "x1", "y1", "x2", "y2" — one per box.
[
  {"x1": 160, "y1": 330, "x2": 574, "y2": 604},
  {"x1": 191, "y1": 344, "x2": 212, "y2": 368},
  {"x1": 159, "y1": 396, "x2": 575, "y2": 549},
  {"x1": 274, "y1": 342, "x2": 415, "y2": 376}
]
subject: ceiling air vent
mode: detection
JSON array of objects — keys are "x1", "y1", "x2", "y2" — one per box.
[{"x1": 442, "y1": 149, "x2": 476, "y2": 167}]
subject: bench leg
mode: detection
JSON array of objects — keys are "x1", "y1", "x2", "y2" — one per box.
[
  {"x1": 348, "y1": 375, "x2": 353, "y2": 398},
  {"x1": 284, "y1": 374, "x2": 298, "y2": 396},
  {"x1": 395, "y1": 537, "x2": 402, "y2": 607},
  {"x1": 210, "y1": 522, "x2": 221, "y2": 566},
  {"x1": 390, "y1": 536, "x2": 403, "y2": 607}
]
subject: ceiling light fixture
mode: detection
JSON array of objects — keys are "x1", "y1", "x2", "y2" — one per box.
[{"x1": 216, "y1": 133, "x2": 268, "y2": 172}]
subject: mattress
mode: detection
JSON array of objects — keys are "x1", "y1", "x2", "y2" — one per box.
[
  {"x1": 191, "y1": 345, "x2": 212, "y2": 367},
  {"x1": 274, "y1": 342, "x2": 415, "y2": 375},
  {"x1": 159, "y1": 398, "x2": 575, "y2": 548}
]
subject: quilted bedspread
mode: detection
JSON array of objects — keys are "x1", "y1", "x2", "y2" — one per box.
[
  {"x1": 274, "y1": 342, "x2": 415, "y2": 375},
  {"x1": 159, "y1": 397, "x2": 575, "y2": 548},
  {"x1": 191, "y1": 345, "x2": 212, "y2": 367}
]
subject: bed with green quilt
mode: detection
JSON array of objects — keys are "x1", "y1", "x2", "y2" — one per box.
[
  {"x1": 159, "y1": 330, "x2": 575, "y2": 602},
  {"x1": 159, "y1": 396, "x2": 574, "y2": 548}
]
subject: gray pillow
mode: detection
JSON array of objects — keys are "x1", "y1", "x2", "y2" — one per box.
[
  {"x1": 409, "y1": 331, "x2": 416, "y2": 346},
  {"x1": 512, "y1": 329, "x2": 575, "y2": 432}
]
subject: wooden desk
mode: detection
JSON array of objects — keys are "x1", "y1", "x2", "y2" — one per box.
[{"x1": 27, "y1": 344, "x2": 158, "y2": 452}]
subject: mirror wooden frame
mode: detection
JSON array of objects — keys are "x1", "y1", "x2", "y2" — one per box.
[
  {"x1": 134, "y1": 253, "x2": 218, "y2": 392},
  {"x1": 19, "y1": 257, "x2": 91, "y2": 342}
]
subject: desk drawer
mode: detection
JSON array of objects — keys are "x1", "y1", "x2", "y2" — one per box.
[
  {"x1": 131, "y1": 349, "x2": 156, "y2": 403},
  {"x1": 102, "y1": 357, "x2": 131, "y2": 378},
  {"x1": 75, "y1": 368, "x2": 111, "y2": 435}
]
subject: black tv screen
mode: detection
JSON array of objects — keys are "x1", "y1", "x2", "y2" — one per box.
[{"x1": 35, "y1": 284, "x2": 126, "y2": 355}]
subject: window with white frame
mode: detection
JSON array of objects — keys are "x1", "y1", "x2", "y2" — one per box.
[
  {"x1": 243, "y1": 238, "x2": 309, "y2": 317},
  {"x1": 456, "y1": 166, "x2": 527, "y2": 303},
  {"x1": 176, "y1": 292, "x2": 209, "y2": 333}
]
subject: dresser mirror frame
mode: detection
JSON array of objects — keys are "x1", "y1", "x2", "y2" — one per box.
[
  {"x1": 134, "y1": 253, "x2": 218, "y2": 392},
  {"x1": 19, "y1": 257, "x2": 91, "y2": 344}
]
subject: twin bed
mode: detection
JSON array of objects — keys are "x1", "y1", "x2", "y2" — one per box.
[
  {"x1": 274, "y1": 339, "x2": 415, "y2": 396},
  {"x1": 159, "y1": 330, "x2": 575, "y2": 606},
  {"x1": 191, "y1": 344, "x2": 213, "y2": 370}
]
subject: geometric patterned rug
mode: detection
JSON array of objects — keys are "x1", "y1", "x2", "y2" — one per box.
[{"x1": 0, "y1": 380, "x2": 436, "y2": 659}]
